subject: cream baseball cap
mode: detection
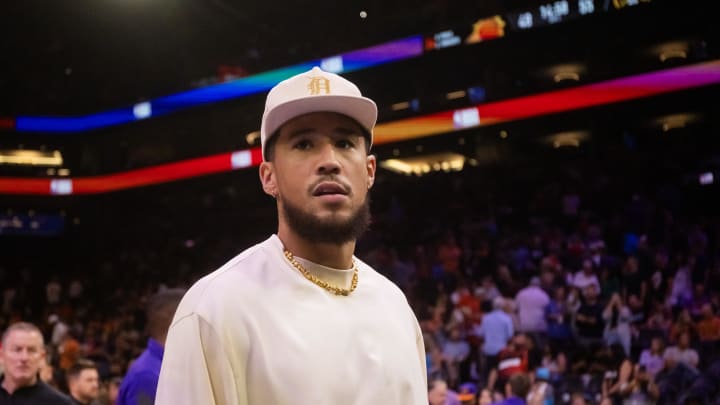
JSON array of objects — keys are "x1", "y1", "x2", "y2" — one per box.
[{"x1": 260, "y1": 66, "x2": 377, "y2": 160}]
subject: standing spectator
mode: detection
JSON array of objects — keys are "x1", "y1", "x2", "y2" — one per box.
[
  {"x1": 117, "y1": 289, "x2": 185, "y2": 405},
  {"x1": 515, "y1": 277, "x2": 550, "y2": 335},
  {"x1": 66, "y1": 359, "x2": 100, "y2": 405},
  {"x1": 621, "y1": 256, "x2": 646, "y2": 304},
  {"x1": 545, "y1": 286, "x2": 573, "y2": 352},
  {"x1": 473, "y1": 297, "x2": 514, "y2": 383},
  {"x1": 574, "y1": 285, "x2": 604, "y2": 349},
  {"x1": 0, "y1": 322, "x2": 73, "y2": 404}
]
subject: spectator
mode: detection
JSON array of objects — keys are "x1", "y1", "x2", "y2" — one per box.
[
  {"x1": 572, "y1": 259, "x2": 601, "y2": 293},
  {"x1": 637, "y1": 336, "x2": 665, "y2": 380},
  {"x1": 602, "y1": 293, "x2": 632, "y2": 356},
  {"x1": 515, "y1": 277, "x2": 550, "y2": 335},
  {"x1": 117, "y1": 288, "x2": 185, "y2": 405},
  {"x1": 574, "y1": 285, "x2": 604, "y2": 349},
  {"x1": 545, "y1": 286, "x2": 572, "y2": 352},
  {"x1": 527, "y1": 367, "x2": 554, "y2": 405},
  {"x1": 66, "y1": 359, "x2": 100, "y2": 405},
  {"x1": 663, "y1": 331, "x2": 699, "y2": 372},
  {"x1": 473, "y1": 297, "x2": 514, "y2": 383},
  {"x1": 0, "y1": 322, "x2": 73, "y2": 404},
  {"x1": 493, "y1": 373, "x2": 531, "y2": 405},
  {"x1": 428, "y1": 378, "x2": 461, "y2": 405},
  {"x1": 695, "y1": 303, "x2": 720, "y2": 355},
  {"x1": 443, "y1": 324, "x2": 471, "y2": 388}
]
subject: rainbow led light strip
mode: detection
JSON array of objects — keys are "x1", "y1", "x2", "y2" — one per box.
[
  {"x1": 1, "y1": 60, "x2": 718, "y2": 195},
  {"x1": 9, "y1": 36, "x2": 424, "y2": 133}
]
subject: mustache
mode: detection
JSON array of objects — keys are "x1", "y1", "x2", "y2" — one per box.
[{"x1": 307, "y1": 175, "x2": 352, "y2": 195}]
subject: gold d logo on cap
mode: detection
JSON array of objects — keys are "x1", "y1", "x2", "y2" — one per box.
[{"x1": 307, "y1": 76, "x2": 331, "y2": 95}]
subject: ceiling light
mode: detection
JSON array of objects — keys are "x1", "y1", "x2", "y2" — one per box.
[
  {"x1": 553, "y1": 72, "x2": 580, "y2": 83},
  {"x1": 547, "y1": 63, "x2": 585, "y2": 83},
  {"x1": 381, "y1": 152, "x2": 466, "y2": 176},
  {"x1": 0, "y1": 150, "x2": 63, "y2": 166},
  {"x1": 652, "y1": 41, "x2": 690, "y2": 63},
  {"x1": 548, "y1": 130, "x2": 590, "y2": 149},
  {"x1": 245, "y1": 131, "x2": 260, "y2": 145},
  {"x1": 446, "y1": 90, "x2": 466, "y2": 100},
  {"x1": 391, "y1": 101, "x2": 411, "y2": 111}
]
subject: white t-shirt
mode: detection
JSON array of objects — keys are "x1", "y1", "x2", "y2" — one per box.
[{"x1": 156, "y1": 235, "x2": 427, "y2": 405}]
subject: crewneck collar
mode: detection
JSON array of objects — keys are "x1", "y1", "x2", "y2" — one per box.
[{"x1": 272, "y1": 234, "x2": 356, "y2": 289}]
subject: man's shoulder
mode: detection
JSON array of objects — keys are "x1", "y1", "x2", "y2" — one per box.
[
  {"x1": 36, "y1": 382, "x2": 74, "y2": 405},
  {"x1": 172, "y1": 236, "x2": 280, "y2": 316}
]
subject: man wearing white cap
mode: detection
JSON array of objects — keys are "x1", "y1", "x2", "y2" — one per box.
[{"x1": 155, "y1": 67, "x2": 427, "y2": 404}]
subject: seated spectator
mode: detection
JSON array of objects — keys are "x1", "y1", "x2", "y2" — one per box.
[
  {"x1": 663, "y1": 331, "x2": 699, "y2": 372},
  {"x1": 443, "y1": 324, "x2": 471, "y2": 388},
  {"x1": 695, "y1": 303, "x2": 720, "y2": 356},
  {"x1": 669, "y1": 308, "x2": 696, "y2": 345},
  {"x1": 488, "y1": 334, "x2": 532, "y2": 393},
  {"x1": 492, "y1": 373, "x2": 531, "y2": 405},
  {"x1": 572, "y1": 260, "x2": 601, "y2": 293},
  {"x1": 602, "y1": 293, "x2": 632, "y2": 356},
  {"x1": 428, "y1": 378, "x2": 462, "y2": 405},
  {"x1": 637, "y1": 336, "x2": 665, "y2": 380}
]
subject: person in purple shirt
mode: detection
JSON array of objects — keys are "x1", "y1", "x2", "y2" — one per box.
[{"x1": 116, "y1": 289, "x2": 185, "y2": 405}]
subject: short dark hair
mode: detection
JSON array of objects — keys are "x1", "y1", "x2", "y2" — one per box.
[
  {"x1": 508, "y1": 373, "x2": 531, "y2": 398},
  {"x1": 147, "y1": 288, "x2": 186, "y2": 341},
  {"x1": 264, "y1": 121, "x2": 372, "y2": 162},
  {"x1": 66, "y1": 359, "x2": 97, "y2": 381}
]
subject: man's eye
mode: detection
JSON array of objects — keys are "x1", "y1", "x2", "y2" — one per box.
[
  {"x1": 294, "y1": 140, "x2": 312, "y2": 150},
  {"x1": 337, "y1": 139, "x2": 354, "y2": 149}
]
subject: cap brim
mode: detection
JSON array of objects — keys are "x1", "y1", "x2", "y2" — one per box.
[{"x1": 262, "y1": 94, "x2": 377, "y2": 153}]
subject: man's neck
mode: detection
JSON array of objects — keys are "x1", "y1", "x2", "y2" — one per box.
[
  {"x1": 278, "y1": 229, "x2": 356, "y2": 269},
  {"x1": 2, "y1": 376, "x2": 36, "y2": 395},
  {"x1": 71, "y1": 393, "x2": 90, "y2": 405}
]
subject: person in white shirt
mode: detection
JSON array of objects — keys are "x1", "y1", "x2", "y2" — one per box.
[
  {"x1": 155, "y1": 67, "x2": 427, "y2": 405},
  {"x1": 572, "y1": 259, "x2": 601, "y2": 293}
]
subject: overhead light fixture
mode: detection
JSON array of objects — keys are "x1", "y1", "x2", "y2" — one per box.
[
  {"x1": 654, "y1": 113, "x2": 699, "y2": 132},
  {"x1": 653, "y1": 41, "x2": 690, "y2": 63},
  {"x1": 553, "y1": 72, "x2": 580, "y2": 83},
  {"x1": 446, "y1": 90, "x2": 467, "y2": 100},
  {"x1": 245, "y1": 131, "x2": 260, "y2": 145},
  {"x1": 391, "y1": 101, "x2": 411, "y2": 111},
  {"x1": 381, "y1": 152, "x2": 466, "y2": 176},
  {"x1": 547, "y1": 63, "x2": 585, "y2": 83},
  {"x1": 0, "y1": 150, "x2": 63, "y2": 166},
  {"x1": 548, "y1": 130, "x2": 590, "y2": 149}
]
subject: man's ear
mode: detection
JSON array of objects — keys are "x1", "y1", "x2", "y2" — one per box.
[
  {"x1": 259, "y1": 162, "x2": 278, "y2": 198},
  {"x1": 366, "y1": 154, "x2": 377, "y2": 190}
]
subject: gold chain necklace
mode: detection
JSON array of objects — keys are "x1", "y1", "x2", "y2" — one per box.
[{"x1": 283, "y1": 249, "x2": 358, "y2": 296}]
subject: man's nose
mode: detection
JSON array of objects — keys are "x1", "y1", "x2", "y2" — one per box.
[{"x1": 315, "y1": 143, "x2": 341, "y2": 174}]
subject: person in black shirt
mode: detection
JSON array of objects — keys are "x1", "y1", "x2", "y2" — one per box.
[{"x1": 0, "y1": 322, "x2": 73, "y2": 405}]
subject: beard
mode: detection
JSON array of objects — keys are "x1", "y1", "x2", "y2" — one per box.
[{"x1": 280, "y1": 194, "x2": 371, "y2": 244}]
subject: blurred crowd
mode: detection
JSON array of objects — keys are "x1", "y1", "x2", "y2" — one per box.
[{"x1": 1, "y1": 151, "x2": 719, "y2": 404}]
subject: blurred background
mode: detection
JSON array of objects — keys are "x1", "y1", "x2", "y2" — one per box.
[{"x1": 1, "y1": 0, "x2": 719, "y2": 404}]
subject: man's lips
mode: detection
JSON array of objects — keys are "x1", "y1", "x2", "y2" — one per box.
[{"x1": 312, "y1": 181, "x2": 349, "y2": 196}]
